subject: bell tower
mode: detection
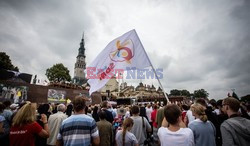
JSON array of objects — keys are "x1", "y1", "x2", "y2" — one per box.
[{"x1": 73, "y1": 33, "x2": 87, "y2": 85}]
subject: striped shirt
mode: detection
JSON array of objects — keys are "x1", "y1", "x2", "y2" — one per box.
[{"x1": 57, "y1": 114, "x2": 99, "y2": 146}]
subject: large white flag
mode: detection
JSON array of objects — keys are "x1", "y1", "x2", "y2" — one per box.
[{"x1": 87, "y1": 29, "x2": 151, "y2": 95}]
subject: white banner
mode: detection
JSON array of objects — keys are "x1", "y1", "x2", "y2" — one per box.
[{"x1": 87, "y1": 29, "x2": 151, "y2": 95}]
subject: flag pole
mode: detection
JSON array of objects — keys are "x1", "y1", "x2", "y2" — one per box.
[{"x1": 134, "y1": 30, "x2": 169, "y2": 103}]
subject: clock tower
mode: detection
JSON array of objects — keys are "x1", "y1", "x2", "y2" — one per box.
[{"x1": 73, "y1": 33, "x2": 87, "y2": 85}]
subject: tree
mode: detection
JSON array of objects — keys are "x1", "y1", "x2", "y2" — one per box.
[
  {"x1": 170, "y1": 89, "x2": 181, "y2": 96},
  {"x1": 45, "y1": 63, "x2": 71, "y2": 82},
  {"x1": 193, "y1": 89, "x2": 209, "y2": 99},
  {"x1": 241, "y1": 95, "x2": 250, "y2": 102},
  {"x1": 180, "y1": 89, "x2": 191, "y2": 97},
  {"x1": 0, "y1": 52, "x2": 19, "y2": 71}
]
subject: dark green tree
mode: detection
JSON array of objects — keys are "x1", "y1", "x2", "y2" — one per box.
[
  {"x1": 241, "y1": 95, "x2": 250, "y2": 102},
  {"x1": 180, "y1": 89, "x2": 191, "y2": 97},
  {"x1": 193, "y1": 89, "x2": 209, "y2": 99},
  {"x1": 170, "y1": 89, "x2": 181, "y2": 96},
  {"x1": 45, "y1": 63, "x2": 71, "y2": 82},
  {"x1": 0, "y1": 52, "x2": 19, "y2": 71}
]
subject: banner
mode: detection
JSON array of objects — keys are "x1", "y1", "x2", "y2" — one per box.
[{"x1": 87, "y1": 29, "x2": 151, "y2": 95}]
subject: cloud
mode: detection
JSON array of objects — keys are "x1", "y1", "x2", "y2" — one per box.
[{"x1": 0, "y1": 0, "x2": 249, "y2": 100}]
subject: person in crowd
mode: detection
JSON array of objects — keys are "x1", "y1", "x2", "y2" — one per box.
[
  {"x1": 151, "y1": 104, "x2": 158, "y2": 145},
  {"x1": 50, "y1": 103, "x2": 58, "y2": 114},
  {"x1": 124, "y1": 106, "x2": 131, "y2": 119},
  {"x1": 220, "y1": 97, "x2": 250, "y2": 146},
  {"x1": 56, "y1": 96, "x2": 100, "y2": 146},
  {"x1": 9, "y1": 102, "x2": 49, "y2": 146},
  {"x1": 181, "y1": 104, "x2": 189, "y2": 122},
  {"x1": 158, "y1": 104, "x2": 194, "y2": 146},
  {"x1": 97, "y1": 110, "x2": 113, "y2": 146},
  {"x1": 65, "y1": 104, "x2": 73, "y2": 117},
  {"x1": 0, "y1": 101, "x2": 13, "y2": 146},
  {"x1": 185, "y1": 104, "x2": 195, "y2": 126},
  {"x1": 108, "y1": 103, "x2": 117, "y2": 119},
  {"x1": 139, "y1": 104, "x2": 148, "y2": 121},
  {"x1": 156, "y1": 100, "x2": 167, "y2": 129},
  {"x1": 36, "y1": 103, "x2": 51, "y2": 146},
  {"x1": 216, "y1": 100, "x2": 228, "y2": 124},
  {"x1": 85, "y1": 106, "x2": 92, "y2": 117},
  {"x1": 92, "y1": 106, "x2": 100, "y2": 122},
  {"x1": 210, "y1": 100, "x2": 220, "y2": 115},
  {"x1": 10, "y1": 103, "x2": 19, "y2": 113},
  {"x1": 146, "y1": 104, "x2": 153, "y2": 124},
  {"x1": 114, "y1": 107, "x2": 126, "y2": 130},
  {"x1": 195, "y1": 98, "x2": 220, "y2": 146},
  {"x1": 0, "y1": 115, "x2": 5, "y2": 134},
  {"x1": 100, "y1": 101, "x2": 114, "y2": 124},
  {"x1": 116, "y1": 117, "x2": 138, "y2": 146},
  {"x1": 47, "y1": 104, "x2": 67, "y2": 146},
  {"x1": 188, "y1": 103, "x2": 216, "y2": 146},
  {"x1": 130, "y1": 105, "x2": 151, "y2": 146}
]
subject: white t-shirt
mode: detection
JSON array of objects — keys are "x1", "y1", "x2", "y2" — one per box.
[
  {"x1": 157, "y1": 127, "x2": 194, "y2": 146},
  {"x1": 116, "y1": 130, "x2": 138, "y2": 146},
  {"x1": 146, "y1": 107, "x2": 153, "y2": 122},
  {"x1": 186, "y1": 110, "x2": 195, "y2": 123}
]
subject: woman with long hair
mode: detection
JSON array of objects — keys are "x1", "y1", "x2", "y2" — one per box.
[
  {"x1": 188, "y1": 103, "x2": 216, "y2": 146},
  {"x1": 116, "y1": 117, "x2": 138, "y2": 146},
  {"x1": 9, "y1": 102, "x2": 49, "y2": 146}
]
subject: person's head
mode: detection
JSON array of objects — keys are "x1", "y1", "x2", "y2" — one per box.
[
  {"x1": 93, "y1": 106, "x2": 99, "y2": 113},
  {"x1": 131, "y1": 105, "x2": 140, "y2": 115},
  {"x1": 66, "y1": 104, "x2": 73, "y2": 116},
  {"x1": 222, "y1": 97, "x2": 240, "y2": 114},
  {"x1": 153, "y1": 104, "x2": 158, "y2": 110},
  {"x1": 72, "y1": 96, "x2": 86, "y2": 113},
  {"x1": 191, "y1": 103, "x2": 207, "y2": 122},
  {"x1": 122, "y1": 117, "x2": 134, "y2": 146},
  {"x1": 57, "y1": 104, "x2": 66, "y2": 112},
  {"x1": 98, "y1": 110, "x2": 107, "y2": 120},
  {"x1": 209, "y1": 99, "x2": 218, "y2": 110},
  {"x1": 181, "y1": 104, "x2": 189, "y2": 111},
  {"x1": 101, "y1": 101, "x2": 108, "y2": 108},
  {"x1": 12, "y1": 102, "x2": 36, "y2": 126},
  {"x1": 195, "y1": 98, "x2": 207, "y2": 107},
  {"x1": 164, "y1": 104, "x2": 182, "y2": 125}
]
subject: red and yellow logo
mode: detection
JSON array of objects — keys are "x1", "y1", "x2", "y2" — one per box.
[{"x1": 109, "y1": 39, "x2": 134, "y2": 64}]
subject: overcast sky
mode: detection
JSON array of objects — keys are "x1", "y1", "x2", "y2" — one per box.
[{"x1": 1, "y1": 0, "x2": 249, "y2": 100}]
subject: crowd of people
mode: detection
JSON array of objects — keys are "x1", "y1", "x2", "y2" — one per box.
[{"x1": 0, "y1": 96, "x2": 250, "y2": 146}]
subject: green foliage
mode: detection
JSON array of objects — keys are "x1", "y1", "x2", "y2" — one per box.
[
  {"x1": 241, "y1": 95, "x2": 250, "y2": 102},
  {"x1": 0, "y1": 52, "x2": 19, "y2": 71},
  {"x1": 170, "y1": 89, "x2": 181, "y2": 96},
  {"x1": 193, "y1": 89, "x2": 209, "y2": 99},
  {"x1": 45, "y1": 63, "x2": 71, "y2": 82},
  {"x1": 170, "y1": 89, "x2": 191, "y2": 97},
  {"x1": 180, "y1": 89, "x2": 191, "y2": 97}
]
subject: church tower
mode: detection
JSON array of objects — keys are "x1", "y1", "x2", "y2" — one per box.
[{"x1": 73, "y1": 33, "x2": 87, "y2": 85}]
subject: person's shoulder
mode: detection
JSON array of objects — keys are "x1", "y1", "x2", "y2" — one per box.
[
  {"x1": 0, "y1": 115, "x2": 5, "y2": 122},
  {"x1": 116, "y1": 130, "x2": 122, "y2": 135},
  {"x1": 158, "y1": 127, "x2": 167, "y2": 133},
  {"x1": 181, "y1": 127, "x2": 193, "y2": 133}
]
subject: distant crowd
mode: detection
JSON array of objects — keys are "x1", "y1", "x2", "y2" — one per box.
[{"x1": 0, "y1": 96, "x2": 250, "y2": 146}]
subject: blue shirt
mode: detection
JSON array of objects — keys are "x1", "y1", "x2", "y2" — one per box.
[
  {"x1": 57, "y1": 114, "x2": 99, "y2": 146},
  {"x1": 188, "y1": 119, "x2": 216, "y2": 146}
]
